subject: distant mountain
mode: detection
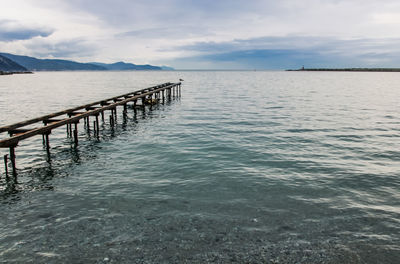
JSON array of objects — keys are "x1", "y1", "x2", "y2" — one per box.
[
  {"x1": 0, "y1": 53, "x2": 106, "y2": 71},
  {"x1": 0, "y1": 53, "x2": 172, "y2": 71},
  {"x1": 0, "y1": 55, "x2": 28, "y2": 72},
  {"x1": 91, "y1": 61, "x2": 163, "y2": 70},
  {"x1": 161, "y1": 66, "x2": 175, "y2": 71}
]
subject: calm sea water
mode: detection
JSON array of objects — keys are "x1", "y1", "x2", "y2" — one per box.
[{"x1": 0, "y1": 71, "x2": 399, "y2": 263}]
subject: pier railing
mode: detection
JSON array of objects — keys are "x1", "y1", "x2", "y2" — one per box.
[{"x1": 0, "y1": 82, "x2": 181, "y2": 177}]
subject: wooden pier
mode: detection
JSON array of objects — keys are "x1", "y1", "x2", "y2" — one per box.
[{"x1": 0, "y1": 82, "x2": 181, "y2": 177}]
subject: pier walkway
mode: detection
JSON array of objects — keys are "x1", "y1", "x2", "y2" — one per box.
[{"x1": 0, "y1": 82, "x2": 181, "y2": 177}]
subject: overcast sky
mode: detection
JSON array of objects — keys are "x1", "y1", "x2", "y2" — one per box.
[{"x1": 1, "y1": 0, "x2": 400, "y2": 69}]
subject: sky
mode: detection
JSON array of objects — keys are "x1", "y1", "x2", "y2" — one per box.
[{"x1": 1, "y1": 0, "x2": 400, "y2": 69}]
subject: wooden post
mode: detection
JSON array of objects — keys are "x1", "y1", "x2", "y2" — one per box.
[
  {"x1": 101, "y1": 111, "x2": 105, "y2": 122},
  {"x1": 96, "y1": 115, "x2": 100, "y2": 134},
  {"x1": 4, "y1": 154, "x2": 8, "y2": 179},
  {"x1": 74, "y1": 123, "x2": 78, "y2": 146},
  {"x1": 162, "y1": 90, "x2": 165, "y2": 103},
  {"x1": 133, "y1": 99, "x2": 137, "y2": 114},
  {"x1": 45, "y1": 133, "x2": 50, "y2": 152},
  {"x1": 123, "y1": 103, "x2": 127, "y2": 115},
  {"x1": 142, "y1": 97, "x2": 146, "y2": 112},
  {"x1": 110, "y1": 115, "x2": 114, "y2": 127},
  {"x1": 9, "y1": 146, "x2": 16, "y2": 176}
]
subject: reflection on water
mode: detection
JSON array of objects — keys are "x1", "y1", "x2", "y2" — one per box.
[
  {"x1": 0, "y1": 98, "x2": 179, "y2": 202},
  {"x1": 0, "y1": 97, "x2": 178, "y2": 200}
]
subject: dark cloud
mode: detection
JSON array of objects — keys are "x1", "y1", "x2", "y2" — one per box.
[
  {"x1": 0, "y1": 20, "x2": 53, "y2": 41},
  {"x1": 170, "y1": 49, "x2": 343, "y2": 69},
  {"x1": 167, "y1": 36, "x2": 400, "y2": 69},
  {"x1": 173, "y1": 36, "x2": 399, "y2": 53}
]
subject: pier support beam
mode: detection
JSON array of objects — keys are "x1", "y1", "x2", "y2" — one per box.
[
  {"x1": 95, "y1": 114, "x2": 100, "y2": 134},
  {"x1": 66, "y1": 123, "x2": 72, "y2": 137},
  {"x1": 123, "y1": 103, "x2": 127, "y2": 115},
  {"x1": 73, "y1": 123, "x2": 78, "y2": 146},
  {"x1": 9, "y1": 146, "x2": 17, "y2": 176},
  {"x1": 110, "y1": 114, "x2": 114, "y2": 127},
  {"x1": 3, "y1": 154, "x2": 9, "y2": 179},
  {"x1": 113, "y1": 107, "x2": 117, "y2": 121},
  {"x1": 45, "y1": 132, "x2": 51, "y2": 152},
  {"x1": 133, "y1": 99, "x2": 137, "y2": 114},
  {"x1": 141, "y1": 97, "x2": 146, "y2": 112},
  {"x1": 93, "y1": 121, "x2": 97, "y2": 136}
]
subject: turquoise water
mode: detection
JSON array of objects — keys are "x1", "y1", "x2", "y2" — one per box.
[{"x1": 0, "y1": 71, "x2": 399, "y2": 263}]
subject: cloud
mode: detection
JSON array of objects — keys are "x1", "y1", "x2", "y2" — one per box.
[
  {"x1": 165, "y1": 36, "x2": 400, "y2": 69},
  {"x1": 0, "y1": 20, "x2": 53, "y2": 41},
  {"x1": 116, "y1": 26, "x2": 213, "y2": 39},
  {"x1": 3, "y1": 0, "x2": 400, "y2": 67}
]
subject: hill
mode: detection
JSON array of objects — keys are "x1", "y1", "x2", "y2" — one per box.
[
  {"x1": 161, "y1": 66, "x2": 175, "y2": 71},
  {"x1": 0, "y1": 53, "x2": 172, "y2": 71},
  {"x1": 91, "y1": 61, "x2": 163, "y2": 70},
  {"x1": 0, "y1": 53, "x2": 106, "y2": 71},
  {"x1": 0, "y1": 55, "x2": 28, "y2": 72}
]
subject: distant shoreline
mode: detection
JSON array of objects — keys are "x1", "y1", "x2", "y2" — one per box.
[
  {"x1": 287, "y1": 68, "x2": 400, "y2": 72},
  {"x1": 0, "y1": 71, "x2": 33, "y2": 76}
]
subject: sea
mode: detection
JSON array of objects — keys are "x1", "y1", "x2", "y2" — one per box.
[{"x1": 0, "y1": 71, "x2": 399, "y2": 263}]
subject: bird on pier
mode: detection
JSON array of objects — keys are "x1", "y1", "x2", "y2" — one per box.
[{"x1": 179, "y1": 78, "x2": 184, "y2": 81}]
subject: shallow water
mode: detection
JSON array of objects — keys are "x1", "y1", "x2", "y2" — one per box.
[{"x1": 0, "y1": 71, "x2": 399, "y2": 263}]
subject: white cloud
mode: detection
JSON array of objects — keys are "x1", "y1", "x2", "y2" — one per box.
[{"x1": 372, "y1": 13, "x2": 400, "y2": 24}]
